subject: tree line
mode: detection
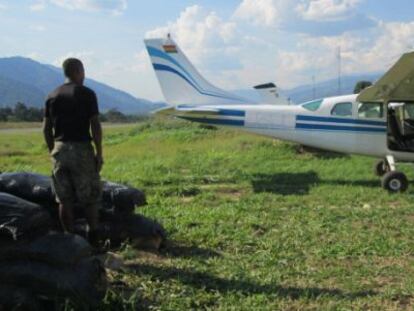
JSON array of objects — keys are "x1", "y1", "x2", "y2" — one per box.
[
  {"x1": 1, "y1": 80, "x2": 372, "y2": 123},
  {"x1": 0, "y1": 103, "x2": 147, "y2": 123}
]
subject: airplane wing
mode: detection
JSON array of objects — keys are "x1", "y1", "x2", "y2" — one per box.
[{"x1": 357, "y1": 51, "x2": 414, "y2": 102}]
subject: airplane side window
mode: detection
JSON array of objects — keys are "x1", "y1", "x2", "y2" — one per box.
[
  {"x1": 358, "y1": 102, "x2": 384, "y2": 119},
  {"x1": 404, "y1": 102, "x2": 414, "y2": 119},
  {"x1": 331, "y1": 102, "x2": 352, "y2": 117},
  {"x1": 302, "y1": 99, "x2": 323, "y2": 111}
]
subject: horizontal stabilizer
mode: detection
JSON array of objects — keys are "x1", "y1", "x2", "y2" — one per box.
[{"x1": 253, "y1": 82, "x2": 290, "y2": 105}]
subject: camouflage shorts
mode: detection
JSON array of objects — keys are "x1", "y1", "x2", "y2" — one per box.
[{"x1": 51, "y1": 141, "x2": 102, "y2": 206}]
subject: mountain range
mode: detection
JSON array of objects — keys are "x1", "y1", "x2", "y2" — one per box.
[
  {"x1": 0, "y1": 56, "x2": 383, "y2": 113},
  {"x1": 0, "y1": 57, "x2": 165, "y2": 114},
  {"x1": 235, "y1": 72, "x2": 382, "y2": 104}
]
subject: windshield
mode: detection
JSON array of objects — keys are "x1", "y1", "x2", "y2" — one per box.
[{"x1": 302, "y1": 99, "x2": 323, "y2": 111}]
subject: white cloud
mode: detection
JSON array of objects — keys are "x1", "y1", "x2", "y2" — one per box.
[
  {"x1": 30, "y1": 0, "x2": 46, "y2": 11},
  {"x1": 53, "y1": 51, "x2": 96, "y2": 69},
  {"x1": 145, "y1": 5, "x2": 241, "y2": 72},
  {"x1": 26, "y1": 52, "x2": 41, "y2": 60},
  {"x1": 270, "y1": 21, "x2": 414, "y2": 89},
  {"x1": 233, "y1": 0, "x2": 370, "y2": 34},
  {"x1": 0, "y1": 2, "x2": 7, "y2": 10},
  {"x1": 233, "y1": 0, "x2": 291, "y2": 27},
  {"x1": 37, "y1": 0, "x2": 127, "y2": 15},
  {"x1": 296, "y1": 0, "x2": 362, "y2": 21},
  {"x1": 349, "y1": 21, "x2": 414, "y2": 72},
  {"x1": 29, "y1": 24, "x2": 46, "y2": 32}
]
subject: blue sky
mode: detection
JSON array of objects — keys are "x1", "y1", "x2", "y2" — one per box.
[{"x1": 0, "y1": 0, "x2": 413, "y2": 101}]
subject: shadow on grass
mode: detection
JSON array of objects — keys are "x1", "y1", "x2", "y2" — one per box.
[
  {"x1": 327, "y1": 179, "x2": 380, "y2": 187},
  {"x1": 160, "y1": 243, "x2": 221, "y2": 259},
  {"x1": 251, "y1": 172, "x2": 382, "y2": 195},
  {"x1": 251, "y1": 172, "x2": 319, "y2": 195},
  {"x1": 127, "y1": 264, "x2": 376, "y2": 300},
  {"x1": 295, "y1": 145, "x2": 350, "y2": 159}
]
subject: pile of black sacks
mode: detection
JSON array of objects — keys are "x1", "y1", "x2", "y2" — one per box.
[{"x1": 0, "y1": 172, "x2": 166, "y2": 309}]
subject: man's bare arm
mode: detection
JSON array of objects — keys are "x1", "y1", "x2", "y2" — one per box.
[
  {"x1": 43, "y1": 117, "x2": 54, "y2": 152},
  {"x1": 90, "y1": 115, "x2": 103, "y2": 172}
]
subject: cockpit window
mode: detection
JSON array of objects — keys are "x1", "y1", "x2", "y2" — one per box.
[
  {"x1": 358, "y1": 102, "x2": 384, "y2": 119},
  {"x1": 331, "y1": 102, "x2": 352, "y2": 117},
  {"x1": 302, "y1": 99, "x2": 323, "y2": 111}
]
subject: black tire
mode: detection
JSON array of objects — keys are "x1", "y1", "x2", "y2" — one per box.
[
  {"x1": 381, "y1": 171, "x2": 408, "y2": 192},
  {"x1": 374, "y1": 160, "x2": 389, "y2": 177}
]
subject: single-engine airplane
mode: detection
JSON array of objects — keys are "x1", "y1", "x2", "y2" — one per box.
[{"x1": 144, "y1": 37, "x2": 414, "y2": 192}]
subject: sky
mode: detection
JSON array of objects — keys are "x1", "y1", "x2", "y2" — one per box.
[{"x1": 0, "y1": 0, "x2": 413, "y2": 101}]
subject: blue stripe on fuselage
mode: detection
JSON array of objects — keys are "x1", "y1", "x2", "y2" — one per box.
[
  {"x1": 176, "y1": 106, "x2": 246, "y2": 117},
  {"x1": 296, "y1": 123, "x2": 386, "y2": 133},
  {"x1": 297, "y1": 115, "x2": 386, "y2": 126},
  {"x1": 218, "y1": 109, "x2": 246, "y2": 117},
  {"x1": 178, "y1": 116, "x2": 244, "y2": 126}
]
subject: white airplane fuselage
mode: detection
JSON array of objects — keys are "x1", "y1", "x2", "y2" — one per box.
[{"x1": 174, "y1": 94, "x2": 414, "y2": 162}]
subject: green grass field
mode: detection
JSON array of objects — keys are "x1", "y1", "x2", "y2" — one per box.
[{"x1": 1, "y1": 118, "x2": 414, "y2": 310}]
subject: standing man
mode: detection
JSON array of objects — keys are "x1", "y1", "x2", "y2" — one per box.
[{"x1": 43, "y1": 58, "x2": 103, "y2": 246}]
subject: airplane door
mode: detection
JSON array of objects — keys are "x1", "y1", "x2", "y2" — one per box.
[
  {"x1": 330, "y1": 102, "x2": 358, "y2": 153},
  {"x1": 387, "y1": 102, "x2": 414, "y2": 152}
]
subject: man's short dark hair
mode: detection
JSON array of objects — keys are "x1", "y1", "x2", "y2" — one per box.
[{"x1": 62, "y1": 58, "x2": 84, "y2": 78}]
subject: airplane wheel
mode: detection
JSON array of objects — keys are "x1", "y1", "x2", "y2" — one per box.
[
  {"x1": 374, "y1": 160, "x2": 389, "y2": 176},
  {"x1": 381, "y1": 171, "x2": 408, "y2": 193}
]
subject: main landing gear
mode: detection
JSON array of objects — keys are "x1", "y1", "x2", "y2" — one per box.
[{"x1": 374, "y1": 156, "x2": 408, "y2": 192}]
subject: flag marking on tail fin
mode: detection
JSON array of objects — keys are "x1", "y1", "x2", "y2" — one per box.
[
  {"x1": 146, "y1": 46, "x2": 247, "y2": 102},
  {"x1": 163, "y1": 44, "x2": 177, "y2": 53}
]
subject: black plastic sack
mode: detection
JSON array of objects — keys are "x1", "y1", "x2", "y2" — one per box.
[
  {"x1": 102, "y1": 181, "x2": 147, "y2": 214},
  {"x1": 0, "y1": 172, "x2": 54, "y2": 207},
  {"x1": 102, "y1": 213, "x2": 166, "y2": 249},
  {"x1": 0, "y1": 192, "x2": 52, "y2": 241},
  {"x1": 0, "y1": 257, "x2": 107, "y2": 308},
  {"x1": 0, "y1": 233, "x2": 93, "y2": 266},
  {"x1": 0, "y1": 285, "x2": 40, "y2": 311},
  {"x1": 0, "y1": 172, "x2": 147, "y2": 216}
]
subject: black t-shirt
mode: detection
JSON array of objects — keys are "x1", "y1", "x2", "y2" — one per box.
[{"x1": 45, "y1": 83, "x2": 99, "y2": 142}]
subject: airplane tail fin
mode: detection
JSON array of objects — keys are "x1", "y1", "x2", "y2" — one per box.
[{"x1": 144, "y1": 37, "x2": 250, "y2": 106}]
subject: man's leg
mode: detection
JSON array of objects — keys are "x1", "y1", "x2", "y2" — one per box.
[
  {"x1": 59, "y1": 202, "x2": 75, "y2": 233},
  {"x1": 85, "y1": 202, "x2": 99, "y2": 231},
  {"x1": 85, "y1": 203, "x2": 100, "y2": 246},
  {"x1": 72, "y1": 143, "x2": 103, "y2": 246},
  {"x1": 51, "y1": 146, "x2": 76, "y2": 233}
]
